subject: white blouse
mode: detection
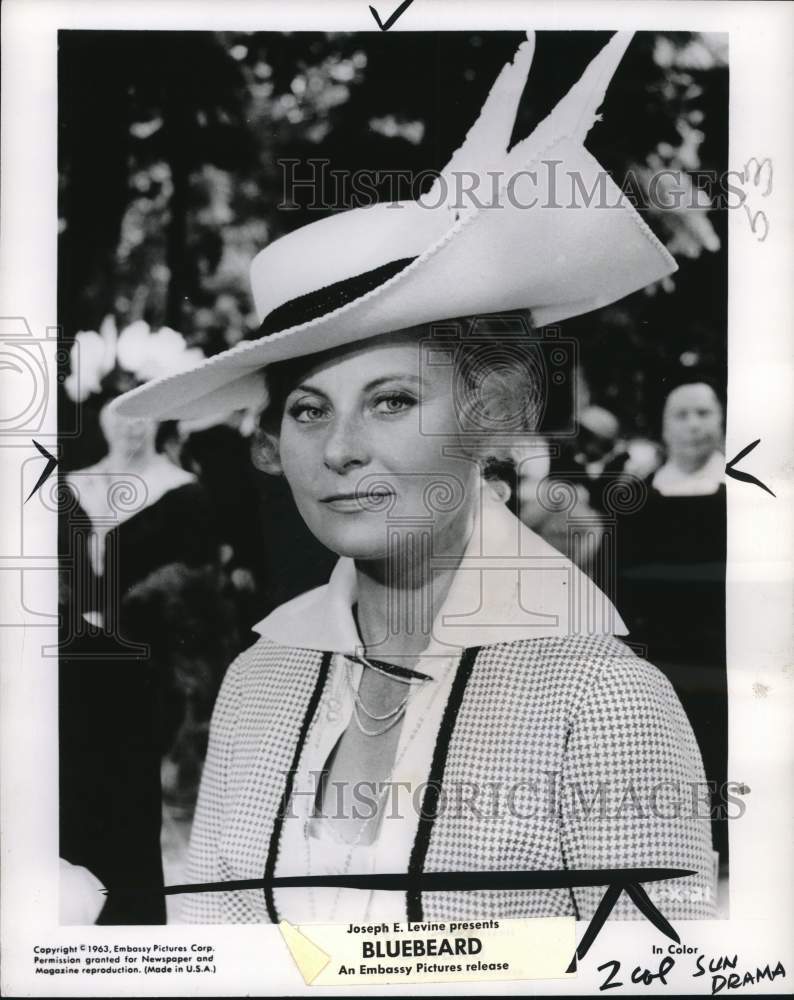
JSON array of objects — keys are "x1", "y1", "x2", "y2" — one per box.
[{"x1": 273, "y1": 649, "x2": 458, "y2": 923}]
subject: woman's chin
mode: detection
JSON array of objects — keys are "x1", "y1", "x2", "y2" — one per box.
[{"x1": 302, "y1": 516, "x2": 394, "y2": 562}]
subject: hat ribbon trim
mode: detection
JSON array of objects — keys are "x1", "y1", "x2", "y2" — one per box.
[{"x1": 257, "y1": 256, "x2": 417, "y2": 337}]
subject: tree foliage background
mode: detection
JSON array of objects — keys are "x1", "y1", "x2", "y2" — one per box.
[{"x1": 58, "y1": 30, "x2": 728, "y2": 468}]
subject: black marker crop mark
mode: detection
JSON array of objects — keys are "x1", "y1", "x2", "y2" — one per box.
[
  {"x1": 369, "y1": 0, "x2": 417, "y2": 31},
  {"x1": 725, "y1": 439, "x2": 775, "y2": 497},
  {"x1": 566, "y1": 882, "x2": 622, "y2": 973},
  {"x1": 25, "y1": 440, "x2": 58, "y2": 503},
  {"x1": 108, "y1": 866, "x2": 692, "y2": 970}
]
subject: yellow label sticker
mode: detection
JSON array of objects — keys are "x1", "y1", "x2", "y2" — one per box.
[
  {"x1": 280, "y1": 916, "x2": 576, "y2": 985},
  {"x1": 278, "y1": 920, "x2": 331, "y2": 985}
]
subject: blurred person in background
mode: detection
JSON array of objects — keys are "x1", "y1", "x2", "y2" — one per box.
[
  {"x1": 617, "y1": 376, "x2": 728, "y2": 868},
  {"x1": 59, "y1": 320, "x2": 240, "y2": 923},
  {"x1": 652, "y1": 381, "x2": 724, "y2": 495}
]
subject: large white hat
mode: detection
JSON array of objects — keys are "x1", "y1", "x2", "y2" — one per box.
[{"x1": 114, "y1": 32, "x2": 676, "y2": 421}]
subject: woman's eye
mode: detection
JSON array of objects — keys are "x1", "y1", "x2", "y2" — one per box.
[
  {"x1": 289, "y1": 402, "x2": 328, "y2": 423},
  {"x1": 373, "y1": 393, "x2": 415, "y2": 415}
]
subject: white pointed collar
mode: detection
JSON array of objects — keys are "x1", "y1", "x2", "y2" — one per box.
[
  {"x1": 252, "y1": 494, "x2": 627, "y2": 657},
  {"x1": 652, "y1": 450, "x2": 725, "y2": 496}
]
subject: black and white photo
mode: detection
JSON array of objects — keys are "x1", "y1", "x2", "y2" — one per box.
[{"x1": 1, "y1": 2, "x2": 792, "y2": 996}]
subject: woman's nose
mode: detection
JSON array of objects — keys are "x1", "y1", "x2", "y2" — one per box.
[{"x1": 322, "y1": 413, "x2": 371, "y2": 473}]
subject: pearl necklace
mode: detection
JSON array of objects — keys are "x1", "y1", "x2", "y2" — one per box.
[
  {"x1": 301, "y1": 653, "x2": 443, "y2": 922},
  {"x1": 344, "y1": 658, "x2": 429, "y2": 736}
]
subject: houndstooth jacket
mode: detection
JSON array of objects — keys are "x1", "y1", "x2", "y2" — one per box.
[{"x1": 181, "y1": 500, "x2": 717, "y2": 924}]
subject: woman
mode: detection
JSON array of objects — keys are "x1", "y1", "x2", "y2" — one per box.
[
  {"x1": 652, "y1": 381, "x2": 725, "y2": 497},
  {"x1": 63, "y1": 319, "x2": 215, "y2": 613},
  {"x1": 114, "y1": 31, "x2": 717, "y2": 924},
  {"x1": 60, "y1": 321, "x2": 234, "y2": 923},
  {"x1": 617, "y1": 377, "x2": 728, "y2": 868}
]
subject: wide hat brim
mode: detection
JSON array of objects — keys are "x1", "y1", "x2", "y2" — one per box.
[{"x1": 113, "y1": 33, "x2": 676, "y2": 422}]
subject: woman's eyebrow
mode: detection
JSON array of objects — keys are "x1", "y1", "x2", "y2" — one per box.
[
  {"x1": 289, "y1": 374, "x2": 422, "y2": 397},
  {"x1": 363, "y1": 374, "x2": 422, "y2": 391},
  {"x1": 289, "y1": 382, "x2": 328, "y2": 397}
]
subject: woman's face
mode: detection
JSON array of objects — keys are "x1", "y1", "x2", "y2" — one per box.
[
  {"x1": 277, "y1": 330, "x2": 479, "y2": 561},
  {"x1": 662, "y1": 383, "x2": 723, "y2": 467},
  {"x1": 99, "y1": 401, "x2": 157, "y2": 460}
]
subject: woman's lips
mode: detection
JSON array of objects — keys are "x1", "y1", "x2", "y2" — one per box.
[{"x1": 320, "y1": 491, "x2": 394, "y2": 512}]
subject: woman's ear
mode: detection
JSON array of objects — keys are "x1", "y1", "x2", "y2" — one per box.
[
  {"x1": 485, "y1": 477, "x2": 512, "y2": 505},
  {"x1": 480, "y1": 447, "x2": 517, "y2": 504},
  {"x1": 251, "y1": 428, "x2": 284, "y2": 476}
]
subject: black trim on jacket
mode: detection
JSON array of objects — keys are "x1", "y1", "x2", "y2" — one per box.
[
  {"x1": 263, "y1": 649, "x2": 334, "y2": 922},
  {"x1": 406, "y1": 645, "x2": 481, "y2": 921}
]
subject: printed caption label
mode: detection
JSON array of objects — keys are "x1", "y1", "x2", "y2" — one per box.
[
  {"x1": 279, "y1": 916, "x2": 575, "y2": 985},
  {"x1": 31, "y1": 943, "x2": 216, "y2": 979}
]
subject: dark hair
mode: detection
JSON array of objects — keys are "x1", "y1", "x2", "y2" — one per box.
[
  {"x1": 78, "y1": 367, "x2": 143, "y2": 415},
  {"x1": 252, "y1": 312, "x2": 540, "y2": 483}
]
